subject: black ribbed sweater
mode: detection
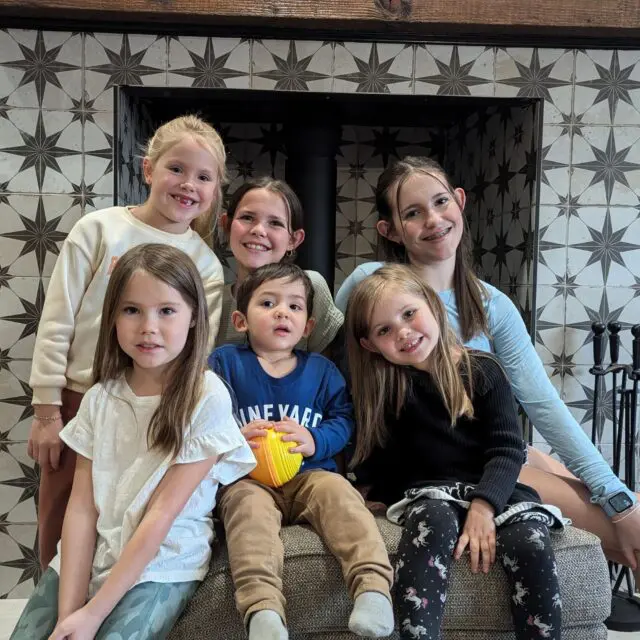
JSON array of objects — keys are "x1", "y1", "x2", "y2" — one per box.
[{"x1": 363, "y1": 354, "x2": 533, "y2": 515}]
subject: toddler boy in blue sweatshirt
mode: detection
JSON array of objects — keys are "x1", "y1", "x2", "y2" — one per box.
[{"x1": 210, "y1": 263, "x2": 393, "y2": 640}]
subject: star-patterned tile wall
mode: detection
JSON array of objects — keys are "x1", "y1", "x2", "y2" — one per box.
[
  {"x1": 448, "y1": 102, "x2": 538, "y2": 328},
  {"x1": 1, "y1": 30, "x2": 640, "y2": 599}
]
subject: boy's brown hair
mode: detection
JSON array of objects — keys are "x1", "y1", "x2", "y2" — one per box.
[{"x1": 236, "y1": 263, "x2": 315, "y2": 318}]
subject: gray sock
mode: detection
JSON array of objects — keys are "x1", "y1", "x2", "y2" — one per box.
[
  {"x1": 248, "y1": 610, "x2": 288, "y2": 640},
  {"x1": 348, "y1": 591, "x2": 395, "y2": 638}
]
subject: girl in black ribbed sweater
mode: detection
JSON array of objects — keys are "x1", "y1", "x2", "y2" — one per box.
[{"x1": 346, "y1": 264, "x2": 564, "y2": 640}]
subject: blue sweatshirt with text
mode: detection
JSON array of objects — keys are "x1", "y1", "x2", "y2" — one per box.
[{"x1": 210, "y1": 345, "x2": 353, "y2": 474}]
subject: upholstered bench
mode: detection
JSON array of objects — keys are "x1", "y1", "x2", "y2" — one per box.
[{"x1": 169, "y1": 518, "x2": 610, "y2": 640}]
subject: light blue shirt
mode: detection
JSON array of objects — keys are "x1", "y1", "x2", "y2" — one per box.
[{"x1": 336, "y1": 261, "x2": 634, "y2": 506}]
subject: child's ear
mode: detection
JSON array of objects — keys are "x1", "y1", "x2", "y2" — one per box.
[
  {"x1": 142, "y1": 157, "x2": 153, "y2": 185},
  {"x1": 302, "y1": 316, "x2": 316, "y2": 338},
  {"x1": 359, "y1": 337, "x2": 378, "y2": 353},
  {"x1": 453, "y1": 187, "x2": 466, "y2": 212},
  {"x1": 289, "y1": 228, "x2": 305, "y2": 251},
  {"x1": 231, "y1": 310, "x2": 249, "y2": 334},
  {"x1": 219, "y1": 212, "x2": 229, "y2": 231},
  {"x1": 376, "y1": 220, "x2": 402, "y2": 244}
]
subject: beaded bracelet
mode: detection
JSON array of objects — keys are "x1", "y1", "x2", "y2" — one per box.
[{"x1": 34, "y1": 414, "x2": 62, "y2": 424}]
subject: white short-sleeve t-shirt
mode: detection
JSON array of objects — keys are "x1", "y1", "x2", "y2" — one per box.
[{"x1": 49, "y1": 370, "x2": 255, "y2": 596}]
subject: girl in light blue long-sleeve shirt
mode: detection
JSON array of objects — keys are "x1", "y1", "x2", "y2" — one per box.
[{"x1": 336, "y1": 156, "x2": 640, "y2": 578}]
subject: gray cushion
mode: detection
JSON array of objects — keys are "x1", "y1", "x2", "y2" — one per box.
[{"x1": 170, "y1": 518, "x2": 610, "y2": 639}]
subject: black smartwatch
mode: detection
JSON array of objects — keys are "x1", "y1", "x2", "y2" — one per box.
[{"x1": 603, "y1": 491, "x2": 635, "y2": 517}]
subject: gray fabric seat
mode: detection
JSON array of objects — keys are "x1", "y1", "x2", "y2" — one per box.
[{"x1": 169, "y1": 518, "x2": 610, "y2": 639}]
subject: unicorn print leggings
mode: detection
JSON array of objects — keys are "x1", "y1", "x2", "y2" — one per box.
[{"x1": 394, "y1": 499, "x2": 562, "y2": 639}]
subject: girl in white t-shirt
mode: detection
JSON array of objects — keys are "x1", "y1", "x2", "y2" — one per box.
[
  {"x1": 11, "y1": 243, "x2": 255, "y2": 640},
  {"x1": 29, "y1": 114, "x2": 228, "y2": 569}
]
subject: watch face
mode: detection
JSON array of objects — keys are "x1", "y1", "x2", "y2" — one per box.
[{"x1": 609, "y1": 492, "x2": 634, "y2": 513}]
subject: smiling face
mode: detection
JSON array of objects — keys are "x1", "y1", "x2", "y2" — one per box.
[
  {"x1": 361, "y1": 288, "x2": 440, "y2": 370},
  {"x1": 224, "y1": 188, "x2": 304, "y2": 274},
  {"x1": 378, "y1": 171, "x2": 465, "y2": 267},
  {"x1": 142, "y1": 136, "x2": 219, "y2": 234},
  {"x1": 233, "y1": 277, "x2": 314, "y2": 353},
  {"x1": 115, "y1": 269, "x2": 193, "y2": 380}
]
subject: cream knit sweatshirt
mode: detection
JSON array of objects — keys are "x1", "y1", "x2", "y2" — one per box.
[{"x1": 29, "y1": 206, "x2": 224, "y2": 405}]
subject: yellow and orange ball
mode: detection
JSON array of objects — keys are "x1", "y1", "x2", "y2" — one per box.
[{"x1": 249, "y1": 427, "x2": 303, "y2": 488}]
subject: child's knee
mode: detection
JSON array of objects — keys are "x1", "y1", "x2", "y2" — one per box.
[
  {"x1": 403, "y1": 499, "x2": 459, "y2": 532},
  {"x1": 220, "y1": 479, "x2": 276, "y2": 517},
  {"x1": 301, "y1": 471, "x2": 357, "y2": 505}
]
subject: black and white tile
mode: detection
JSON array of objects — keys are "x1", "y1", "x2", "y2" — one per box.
[
  {"x1": 0, "y1": 30, "x2": 82, "y2": 111},
  {"x1": 566, "y1": 207, "x2": 640, "y2": 288},
  {"x1": 0, "y1": 524, "x2": 40, "y2": 599},
  {"x1": 0, "y1": 360, "x2": 33, "y2": 442},
  {"x1": 537, "y1": 205, "x2": 568, "y2": 286},
  {"x1": 334, "y1": 42, "x2": 413, "y2": 94},
  {"x1": 495, "y1": 48, "x2": 574, "y2": 123},
  {"x1": 253, "y1": 40, "x2": 332, "y2": 92},
  {"x1": 415, "y1": 45, "x2": 494, "y2": 97},
  {"x1": 0, "y1": 194, "x2": 79, "y2": 278},
  {"x1": 0, "y1": 276, "x2": 48, "y2": 367},
  {"x1": 574, "y1": 50, "x2": 640, "y2": 126},
  {"x1": 0, "y1": 109, "x2": 82, "y2": 193},
  {"x1": 84, "y1": 111, "x2": 114, "y2": 199},
  {"x1": 85, "y1": 33, "x2": 166, "y2": 111},
  {"x1": 169, "y1": 37, "x2": 250, "y2": 89},
  {"x1": 539, "y1": 125, "x2": 571, "y2": 205},
  {"x1": 571, "y1": 126, "x2": 640, "y2": 206}
]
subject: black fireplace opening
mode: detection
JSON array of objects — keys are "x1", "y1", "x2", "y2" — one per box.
[{"x1": 115, "y1": 86, "x2": 541, "y2": 334}]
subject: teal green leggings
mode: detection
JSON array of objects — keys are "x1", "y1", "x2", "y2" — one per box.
[{"x1": 10, "y1": 568, "x2": 198, "y2": 640}]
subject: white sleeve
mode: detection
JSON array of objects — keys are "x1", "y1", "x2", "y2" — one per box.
[
  {"x1": 176, "y1": 374, "x2": 256, "y2": 485},
  {"x1": 29, "y1": 236, "x2": 96, "y2": 405},
  {"x1": 59, "y1": 387, "x2": 97, "y2": 459},
  {"x1": 200, "y1": 253, "x2": 225, "y2": 352}
]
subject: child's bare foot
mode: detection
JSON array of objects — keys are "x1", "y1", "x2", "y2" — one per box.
[{"x1": 348, "y1": 591, "x2": 394, "y2": 637}]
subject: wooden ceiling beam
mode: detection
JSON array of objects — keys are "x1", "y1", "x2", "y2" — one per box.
[{"x1": 1, "y1": 0, "x2": 639, "y2": 44}]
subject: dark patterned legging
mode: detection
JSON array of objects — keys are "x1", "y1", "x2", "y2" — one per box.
[{"x1": 395, "y1": 499, "x2": 562, "y2": 640}]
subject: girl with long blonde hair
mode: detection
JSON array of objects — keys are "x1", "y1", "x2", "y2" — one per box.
[
  {"x1": 346, "y1": 264, "x2": 564, "y2": 640},
  {"x1": 12, "y1": 244, "x2": 254, "y2": 640}
]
